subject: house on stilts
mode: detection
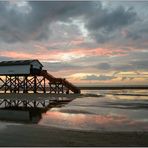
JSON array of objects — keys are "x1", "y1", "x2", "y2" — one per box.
[{"x1": 0, "y1": 59, "x2": 80, "y2": 94}]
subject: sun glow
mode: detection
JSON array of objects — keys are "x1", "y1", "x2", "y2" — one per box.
[
  {"x1": 69, "y1": 73, "x2": 98, "y2": 79},
  {"x1": 7, "y1": 0, "x2": 32, "y2": 14},
  {"x1": 61, "y1": 53, "x2": 84, "y2": 61}
]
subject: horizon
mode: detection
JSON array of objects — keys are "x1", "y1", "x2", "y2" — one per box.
[{"x1": 0, "y1": 1, "x2": 148, "y2": 85}]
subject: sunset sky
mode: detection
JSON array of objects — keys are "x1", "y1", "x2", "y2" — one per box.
[{"x1": 0, "y1": 1, "x2": 148, "y2": 85}]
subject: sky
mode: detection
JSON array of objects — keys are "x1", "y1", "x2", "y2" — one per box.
[{"x1": 0, "y1": 0, "x2": 148, "y2": 86}]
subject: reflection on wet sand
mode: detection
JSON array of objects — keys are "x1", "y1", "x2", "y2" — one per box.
[
  {"x1": 0, "y1": 97, "x2": 75, "y2": 123},
  {"x1": 39, "y1": 90, "x2": 148, "y2": 132},
  {"x1": 0, "y1": 89, "x2": 148, "y2": 132},
  {"x1": 0, "y1": 108, "x2": 43, "y2": 123},
  {"x1": 39, "y1": 111, "x2": 148, "y2": 131}
]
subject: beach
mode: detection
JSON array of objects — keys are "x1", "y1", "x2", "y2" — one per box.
[
  {"x1": 0, "y1": 89, "x2": 148, "y2": 146},
  {"x1": 0, "y1": 124, "x2": 148, "y2": 146}
]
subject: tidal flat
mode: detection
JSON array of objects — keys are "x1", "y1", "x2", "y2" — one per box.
[{"x1": 0, "y1": 89, "x2": 148, "y2": 146}]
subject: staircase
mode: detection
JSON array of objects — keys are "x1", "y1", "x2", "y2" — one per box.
[{"x1": 40, "y1": 70, "x2": 80, "y2": 94}]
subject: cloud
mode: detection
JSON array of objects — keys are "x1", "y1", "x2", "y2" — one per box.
[
  {"x1": 0, "y1": 1, "x2": 138, "y2": 44},
  {"x1": 122, "y1": 29, "x2": 141, "y2": 40},
  {"x1": 96, "y1": 62, "x2": 111, "y2": 70},
  {"x1": 0, "y1": 1, "x2": 147, "y2": 83},
  {"x1": 0, "y1": 45, "x2": 126, "y2": 62},
  {"x1": 121, "y1": 20, "x2": 148, "y2": 41},
  {"x1": 0, "y1": 56, "x2": 14, "y2": 61},
  {"x1": 0, "y1": 1, "x2": 94, "y2": 43},
  {"x1": 86, "y1": 6, "x2": 137, "y2": 31},
  {"x1": 83, "y1": 74, "x2": 117, "y2": 81},
  {"x1": 121, "y1": 77, "x2": 135, "y2": 81},
  {"x1": 114, "y1": 60, "x2": 148, "y2": 72},
  {"x1": 43, "y1": 62, "x2": 81, "y2": 72},
  {"x1": 85, "y1": 6, "x2": 138, "y2": 43},
  {"x1": 130, "y1": 60, "x2": 148, "y2": 70}
]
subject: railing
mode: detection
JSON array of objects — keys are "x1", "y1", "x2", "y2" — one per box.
[
  {"x1": 62, "y1": 79, "x2": 80, "y2": 93},
  {"x1": 40, "y1": 70, "x2": 80, "y2": 94},
  {"x1": 40, "y1": 70, "x2": 56, "y2": 82}
]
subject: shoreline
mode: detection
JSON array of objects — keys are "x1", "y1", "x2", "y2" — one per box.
[{"x1": 79, "y1": 86, "x2": 148, "y2": 90}]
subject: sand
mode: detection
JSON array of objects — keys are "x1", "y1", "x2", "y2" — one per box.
[
  {"x1": 0, "y1": 124, "x2": 147, "y2": 146},
  {"x1": 0, "y1": 92, "x2": 147, "y2": 146}
]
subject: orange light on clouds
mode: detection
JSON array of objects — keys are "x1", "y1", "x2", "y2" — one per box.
[{"x1": 0, "y1": 39, "x2": 128, "y2": 63}]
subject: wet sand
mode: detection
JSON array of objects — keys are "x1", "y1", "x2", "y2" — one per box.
[
  {"x1": 0, "y1": 90, "x2": 148, "y2": 146},
  {"x1": 0, "y1": 124, "x2": 148, "y2": 146}
]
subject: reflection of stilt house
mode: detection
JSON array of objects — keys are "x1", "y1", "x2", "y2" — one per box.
[{"x1": 0, "y1": 59, "x2": 80, "y2": 94}]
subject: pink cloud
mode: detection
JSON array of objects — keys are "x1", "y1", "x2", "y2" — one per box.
[
  {"x1": 67, "y1": 48, "x2": 127, "y2": 57},
  {"x1": 0, "y1": 42, "x2": 127, "y2": 62}
]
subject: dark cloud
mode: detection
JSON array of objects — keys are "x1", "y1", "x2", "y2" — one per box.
[
  {"x1": 0, "y1": 1, "x2": 94, "y2": 43},
  {"x1": 111, "y1": 60, "x2": 148, "y2": 72},
  {"x1": 114, "y1": 64, "x2": 133, "y2": 71},
  {"x1": 92, "y1": 57, "x2": 148, "y2": 72},
  {"x1": 131, "y1": 60, "x2": 148, "y2": 70},
  {"x1": 121, "y1": 77, "x2": 135, "y2": 81},
  {"x1": 43, "y1": 62, "x2": 81, "y2": 72},
  {"x1": 83, "y1": 74, "x2": 117, "y2": 81},
  {"x1": 96, "y1": 62, "x2": 111, "y2": 70},
  {"x1": 0, "y1": 1, "x2": 138, "y2": 44},
  {"x1": 125, "y1": 31, "x2": 141, "y2": 40},
  {"x1": 125, "y1": 26, "x2": 148, "y2": 41},
  {"x1": 85, "y1": 6, "x2": 138, "y2": 43},
  {"x1": 87, "y1": 6, "x2": 137, "y2": 31}
]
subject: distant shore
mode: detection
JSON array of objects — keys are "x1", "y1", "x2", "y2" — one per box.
[{"x1": 79, "y1": 85, "x2": 148, "y2": 90}]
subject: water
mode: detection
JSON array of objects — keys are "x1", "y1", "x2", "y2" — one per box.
[{"x1": 39, "y1": 89, "x2": 148, "y2": 131}]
